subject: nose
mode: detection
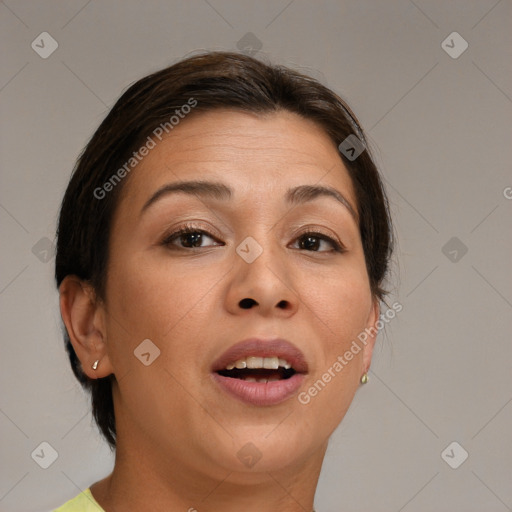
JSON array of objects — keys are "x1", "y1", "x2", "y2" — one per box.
[
  {"x1": 224, "y1": 240, "x2": 299, "y2": 318},
  {"x1": 238, "y1": 296, "x2": 291, "y2": 312}
]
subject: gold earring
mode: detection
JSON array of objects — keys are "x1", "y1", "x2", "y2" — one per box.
[
  {"x1": 360, "y1": 372, "x2": 368, "y2": 384},
  {"x1": 92, "y1": 360, "x2": 99, "y2": 370}
]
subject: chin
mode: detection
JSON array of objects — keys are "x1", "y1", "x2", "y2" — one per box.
[{"x1": 202, "y1": 423, "x2": 326, "y2": 478}]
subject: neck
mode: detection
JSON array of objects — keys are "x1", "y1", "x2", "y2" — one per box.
[{"x1": 91, "y1": 433, "x2": 326, "y2": 512}]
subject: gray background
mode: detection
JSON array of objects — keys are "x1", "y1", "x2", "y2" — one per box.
[{"x1": 1, "y1": 1, "x2": 511, "y2": 511}]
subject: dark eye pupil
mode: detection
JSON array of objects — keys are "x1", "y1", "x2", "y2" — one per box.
[
  {"x1": 181, "y1": 232, "x2": 202, "y2": 247},
  {"x1": 301, "y1": 236, "x2": 320, "y2": 251}
]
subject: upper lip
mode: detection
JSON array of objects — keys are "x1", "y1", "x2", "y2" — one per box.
[{"x1": 211, "y1": 338, "x2": 309, "y2": 373}]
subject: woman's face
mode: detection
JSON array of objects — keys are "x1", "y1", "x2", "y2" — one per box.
[{"x1": 100, "y1": 109, "x2": 378, "y2": 477}]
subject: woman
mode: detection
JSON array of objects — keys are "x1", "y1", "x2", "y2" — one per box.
[{"x1": 55, "y1": 50, "x2": 393, "y2": 511}]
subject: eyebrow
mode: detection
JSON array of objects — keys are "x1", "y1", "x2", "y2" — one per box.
[{"x1": 140, "y1": 180, "x2": 358, "y2": 221}]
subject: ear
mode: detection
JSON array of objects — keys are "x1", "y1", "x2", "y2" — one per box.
[
  {"x1": 59, "y1": 276, "x2": 114, "y2": 379},
  {"x1": 361, "y1": 298, "x2": 380, "y2": 377}
]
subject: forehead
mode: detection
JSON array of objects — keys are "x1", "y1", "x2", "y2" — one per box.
[{"x1": 118, "y1": 109, "x2": 357, "y2": 212}]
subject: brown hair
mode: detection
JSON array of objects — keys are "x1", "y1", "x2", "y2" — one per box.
[{"x1": 55, "y1": 50, "x2": 393, "y2": 450}]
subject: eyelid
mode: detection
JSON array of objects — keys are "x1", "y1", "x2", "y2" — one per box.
[
  {"x1": 162, "y1": 222, "x2": 346, "y2": 253},
  {"x1": 293, "y1": 226, "x2": 338, "y2": 239},
  {"x1": 291, "y1": 225, "x2": 346, "y2": 252},
  {"x1": 161, "y1": 222, "x2": 224, "y2": 247}
]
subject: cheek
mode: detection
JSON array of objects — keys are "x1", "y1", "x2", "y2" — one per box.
[
  {"x1": 104, "y1": 254, "x2": 218, "y2": 438},
  {"x1": 301, "y1": 257, "x2": 373, "y2": 349},
  {"x1": 294, "y1": 258, "x2": 372, "y2": 425},
  {"x1": 108, "y1": 252, "x2": 216, "y2": 331},
  {"x1": 104, "y1": 251, "x2": 220, "y2": 374}
]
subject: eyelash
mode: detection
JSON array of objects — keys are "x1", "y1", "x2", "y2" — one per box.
[{"x1": 161, "y1": 223, "x2": 345, "y2": 253}]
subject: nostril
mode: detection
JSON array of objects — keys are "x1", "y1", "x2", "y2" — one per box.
[
  {"x1": 276, "y1": 300, "x2": 289, "y2": 309},
  {"x1": 239, "y1": 298, "x2": 257, "y2": 309}
]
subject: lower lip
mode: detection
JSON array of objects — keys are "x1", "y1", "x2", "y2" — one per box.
[{"x1": 211, "y1": 373, "x2": 306, "y2": 406}]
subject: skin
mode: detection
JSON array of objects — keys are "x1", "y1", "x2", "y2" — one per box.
[{"x1": 59, "y1": 109, "x2": 380, "y2": 512}]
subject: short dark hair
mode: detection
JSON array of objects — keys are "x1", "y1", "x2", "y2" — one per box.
[{"x1": 55, "y1": 50, "x2": 393, "y2": 450}]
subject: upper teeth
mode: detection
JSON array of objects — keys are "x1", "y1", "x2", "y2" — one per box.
[{"x1": 225, "y1": 356, "x2": 292, "y2": 370}]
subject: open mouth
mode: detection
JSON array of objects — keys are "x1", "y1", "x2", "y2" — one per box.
[
  {"x1": 216, "y1": 356, "x2": 296, "y2": 383},
  {"x1": 211, "y1": 338, "x2": 308, "y2": 406}
]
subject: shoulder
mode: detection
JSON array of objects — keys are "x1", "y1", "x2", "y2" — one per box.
[{"x1": 53, "y1": 488, "x2": 104, "y2": 511}]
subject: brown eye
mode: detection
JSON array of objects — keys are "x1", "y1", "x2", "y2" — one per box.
[
  {"x1": 299, "y1": 235, "x2": 322, "y2": 251},
  {"x1": 294, "y1": 232, "x2": 344, "y2": 253},
  {"x1": 177, "y1": 231, "x2": 204, "y2": 248},
  {"x1": 162, "y1": 226, "x2": 222, "y2": 249}
]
